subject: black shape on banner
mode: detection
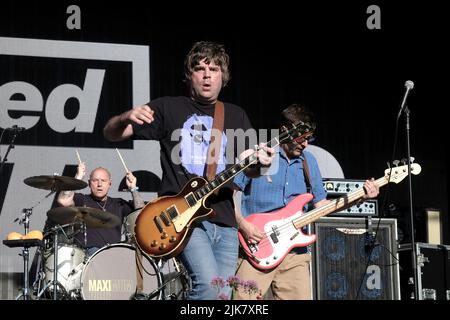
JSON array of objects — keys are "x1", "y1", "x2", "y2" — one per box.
[{"x1": 0, "y1": 163, "x2": 14, "y2": 215}]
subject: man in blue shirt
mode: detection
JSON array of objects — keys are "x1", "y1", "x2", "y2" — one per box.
[{"x1": 233, "y1": 104, "x2": 379, "y2": 299}]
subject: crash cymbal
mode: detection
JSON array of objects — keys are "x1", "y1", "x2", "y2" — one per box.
[
  {"x1": 47, "y1": 206, "x2": 120, "y2": 229},
  {"x1": 24, "y1": 175, "x2": 87, "y2": 191}
]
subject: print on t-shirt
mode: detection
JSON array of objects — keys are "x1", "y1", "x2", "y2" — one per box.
[{"x1": 181, "y1": 114, "x2": 227, "y2": 176}]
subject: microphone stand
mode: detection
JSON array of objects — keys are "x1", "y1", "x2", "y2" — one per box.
[
  {"x1": 402, "y1": 105, "x2": 419, "y2": 300},
  {"x1": 0, "y1": 129, "x2": 19, "y2": 178}
]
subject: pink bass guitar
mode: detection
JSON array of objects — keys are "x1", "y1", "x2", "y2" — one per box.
[{"x1": 238, "y1": 161, "x2": 421, "y2": 270}]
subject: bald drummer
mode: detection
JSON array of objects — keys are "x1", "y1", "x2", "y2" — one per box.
[{"x1": 54, "y1": 162, "x2": 145, "y2": 256}]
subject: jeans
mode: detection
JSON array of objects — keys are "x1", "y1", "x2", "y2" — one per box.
[{"x1": 179, "y1": 220, "x2": 239, "y2": 300}]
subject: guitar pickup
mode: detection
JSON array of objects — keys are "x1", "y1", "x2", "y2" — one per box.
[
  {"x1": 290, "y1": 231, "x2": 299, "y2": 241},
  {"x1": 184, "y1": 194, "x2": 197, "y2": 208},
  {"x1": 166, "y1": 206, "x2": 179, "y2": 219},
  {"x1": 159, "y1": 212, "x2": 171, "y2": 226},
  {"x1": 270, "y1": 226, "x2": 279, "y2": 243},
  {"x1": 270, "y1": 233, "x2": 279, "y2": 243}
]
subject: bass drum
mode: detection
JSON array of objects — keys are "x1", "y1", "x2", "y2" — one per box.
[{"x1": 80, "y1": 243, "x2": 163, "y2": 300}]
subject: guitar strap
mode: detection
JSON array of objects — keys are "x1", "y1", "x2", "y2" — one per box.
[
  {"x1": 302, "y1": 157, "x2": 312, "y2": 193},
  {"x1": 134, "y1": 240, "x2": 144, "y2": 295},
  {"x1": 205, "y1": 101, "x2": 225, "y2": 182}
]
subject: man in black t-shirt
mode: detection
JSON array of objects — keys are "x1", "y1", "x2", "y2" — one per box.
[
  {"x1": 56, "y1": 162, "x2": 145, "y2": 256},
  {"x1": 103, "y1": 41, "x2": 274, "y2": 299}
]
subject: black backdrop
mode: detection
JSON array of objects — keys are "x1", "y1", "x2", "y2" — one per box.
[{"x1": 1, "y1": 1, "x2": 448, "y2": 243}]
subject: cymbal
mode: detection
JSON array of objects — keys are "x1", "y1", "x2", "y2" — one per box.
[
  {"x1": 47, "y1": 206, "x2": 121, "y2": 229},
  {"x1": 24, "y1": 175, "x2": 87, "y2": 191}
]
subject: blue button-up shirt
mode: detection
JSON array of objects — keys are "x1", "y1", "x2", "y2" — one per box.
[{"x1": 234, "y1": 148, "x2": 327, "y2": 217}]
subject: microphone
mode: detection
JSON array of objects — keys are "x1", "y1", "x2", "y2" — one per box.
[{"x1": 397, "y1": 80, "x2": 414, "y2": 119}]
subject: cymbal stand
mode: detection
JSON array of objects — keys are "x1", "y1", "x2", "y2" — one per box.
[
  {"x1": 14, "y1": 190, "x2": 55, "y2": 300},
  {"x1": 82, "y1": 221, "x2": 87, "y2": 248},
  {"x1": 15, "y1": 208, "x2": 33, "y2": 300},
  {"x1": 51, "y1": 228, "x2": 59, "y2": 300}
]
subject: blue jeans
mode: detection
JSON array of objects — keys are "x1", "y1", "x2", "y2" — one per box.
[{"x1": 179, "y1": 220, "x2": 239, "y2": 300}]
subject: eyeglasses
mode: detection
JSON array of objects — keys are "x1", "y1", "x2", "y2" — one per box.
[{"x1": 293, "y1": 134, "x2": 315, "y2": 144}]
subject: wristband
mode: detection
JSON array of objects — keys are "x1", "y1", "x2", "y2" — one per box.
[{"x1": 130, "y1": 186, "x2": 139, "y2": 192}]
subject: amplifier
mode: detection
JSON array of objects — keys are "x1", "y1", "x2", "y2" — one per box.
[
  {"x1": 322, "y1": 179, "x2": 378, "y2": 217},
  {"x1": 329, "y1": 199, "x2": 378, "y2": 217},
  {"x1": 323, "y1": 178, "x2": 365, "y2": 196}
]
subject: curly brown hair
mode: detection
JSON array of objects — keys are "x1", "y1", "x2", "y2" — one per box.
[{"x1": 184, "y1": 41, "x2": 231, "y2": 87}]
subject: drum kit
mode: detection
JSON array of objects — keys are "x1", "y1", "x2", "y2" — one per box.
[{"x1": 7, "y1": 174, "x2": 190, "y2": 300}]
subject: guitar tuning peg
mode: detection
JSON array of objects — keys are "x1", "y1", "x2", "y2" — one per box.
[
  {"x1": 410, "y1": 156, "x2": 415, "y2": 163},
  {"x1": 392, "y1": 160, "x2": 400, "y2": 167},
  {"x1": 386, "y1": 162, "x2": 391, "y2": 169}
]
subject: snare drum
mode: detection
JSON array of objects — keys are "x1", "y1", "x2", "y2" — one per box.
[{"x1": 80, "y1": 243, "x2": 163, "y2": 300}]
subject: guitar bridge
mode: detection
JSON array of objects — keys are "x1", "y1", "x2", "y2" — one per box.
[
  {"x1": 249, "y1": 243, "x2": 259, "y2": 253},
  {"x1": 154, "y1": 216, "x2": 163, "y2": 233}
]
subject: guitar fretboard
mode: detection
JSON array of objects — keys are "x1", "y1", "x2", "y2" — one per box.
[
  {"x1": 193, "y1": 121, "x2": 314, "y2": 201},
  {"x1": 293, "y1": 175, "x2": 389, "y2": 228}
]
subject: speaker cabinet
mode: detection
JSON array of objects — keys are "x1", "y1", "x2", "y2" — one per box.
[{"x1": 311, "y1": 217, "x2": 400, "y2": 300}]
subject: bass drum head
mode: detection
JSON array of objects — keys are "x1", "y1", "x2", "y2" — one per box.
[{"x1": 80, "y1": 243, "x2": 162, "y2": 300}]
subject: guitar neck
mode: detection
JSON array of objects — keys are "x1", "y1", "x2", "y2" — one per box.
[
  {"x1": 193, "y1": 137, "x2": 282, "y2": 200},
  {"x1": 293, "y1": 175, "x2": 389, "y2": 229}
]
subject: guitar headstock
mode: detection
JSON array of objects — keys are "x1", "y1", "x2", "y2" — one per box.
[
  {"x1": 384, "y1": 158, "x2": 422, "y2": 184},
  {"x1": 280, "y1": 120, "x2": 316, "y2": 145}
]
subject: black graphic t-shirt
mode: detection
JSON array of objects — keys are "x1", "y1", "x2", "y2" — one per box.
[
  {"x1": 132, "y1": 96, "x2": 253, "y2": 227},
  {"x1": 73, "y1": 193, "x2": 134, "y2": 248}
]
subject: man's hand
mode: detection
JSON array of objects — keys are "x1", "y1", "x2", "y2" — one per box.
[
  {"x1": 75, "y1": 162, "x2": 86, "y2": 180},
  {"x1": 363, "y1": 178, "x2": 379, "y2": 199},
  {"x1": 238, "y1": 219, "x2": 265, "y2": 245},
  {"x1": 255, "y1": 143, "x2": 275, "y2": 167},
  {"x1": 120, "y1": 105, "x2": 154, "y2": 126},
  {"x1": 240, "y1": 143, "x2": 275, "y2": 178},
  {"x1": 125, "y1": 171, "x2": 137, "y2": 189},
  {"x1": 239, "y1": 143, "x2": 275, "y2": 166}
]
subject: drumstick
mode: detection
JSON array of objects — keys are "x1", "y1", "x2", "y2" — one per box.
[
  {"x1": 115, "y1": 148, "x2": 130, "y2": 173},
  {"x1": 75, "y1": 149, "x2": 82, "y2": 164}
]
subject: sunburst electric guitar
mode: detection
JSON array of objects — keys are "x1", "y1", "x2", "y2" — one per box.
[
  {"x1": 134, "y1": 121, "x2": 315, "y2": 258},
  {"x1": 238, "y1": 161, "x2": 422, "y2": 270}
]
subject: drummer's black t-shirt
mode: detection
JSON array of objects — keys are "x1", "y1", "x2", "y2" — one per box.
[
  {"x1": 132, "y1": 96, "x2": 253, "y2": 227},
  {"x1": 72, "y1": 194, "x2": 134, "y2": 248}
]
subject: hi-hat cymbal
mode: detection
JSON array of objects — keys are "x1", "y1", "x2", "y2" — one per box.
[
  {"x1": 24, "y1": 175, "x2": 87, "y2": 191},
  {"x1": 47, "y1": 206, "x2": 120, "y2": 229}
]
